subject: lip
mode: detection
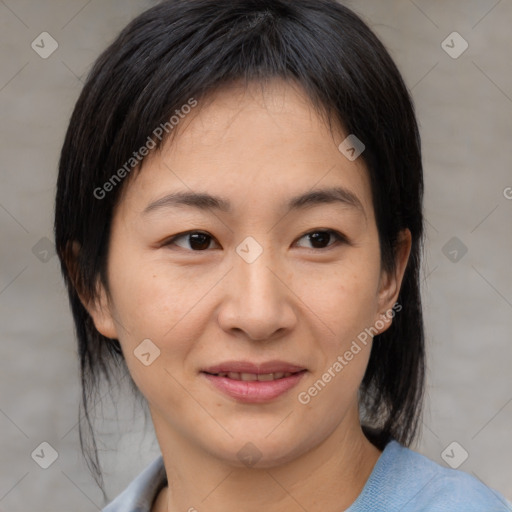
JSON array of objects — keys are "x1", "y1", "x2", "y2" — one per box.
[
  {"x1": 201, "y1": 360, "x2": 307, "y2": 403},
  {"x1": 203, "y1": 360, "x2": 306, "y2": 375}
]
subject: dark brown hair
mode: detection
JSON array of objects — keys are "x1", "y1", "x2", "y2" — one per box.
[{"x1": 54, "y1": 0, "x2": 425, "y2": 500}]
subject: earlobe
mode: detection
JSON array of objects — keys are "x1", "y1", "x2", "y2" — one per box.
[
  {"x1": 376, "y1": 228, "x2": 412, "y2": 329},
  {"x1": 83, "y1": 281, "x2": 119, "y2": 340},
  {"x1": 66, "y1": 240, "x2": 119, "y2": 340}
]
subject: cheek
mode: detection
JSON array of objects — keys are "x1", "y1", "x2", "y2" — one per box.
[
  {"x1": 294, "y1": 251, "x2": 381, "y2": 343},
  {"x1": 106, "y1": 254, "x2": 229, "y2": 385},
  {"x1": 107, "y1": 263, "x2": 205, "y2": 411},
  {"x1": 108, "y1": 254, "x2": 204, "y2": 337}
]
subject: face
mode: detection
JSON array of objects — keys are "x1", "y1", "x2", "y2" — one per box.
[{"x1": 84, "y1": 79, "x2": 410, "y2": 468}]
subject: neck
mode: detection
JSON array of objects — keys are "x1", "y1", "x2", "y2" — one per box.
[{"x1": 152, "y1": 408, "x2": 382, "y2": 512}]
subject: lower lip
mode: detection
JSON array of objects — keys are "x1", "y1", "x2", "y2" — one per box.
[{"x1": 202, "y1": 371, "x2": 306, "y2": 403}]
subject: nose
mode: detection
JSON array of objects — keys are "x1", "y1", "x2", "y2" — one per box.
[{"x1": 216, "y1": 246, "x2": 297, "y2": 341}]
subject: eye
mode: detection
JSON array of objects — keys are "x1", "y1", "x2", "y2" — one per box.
[
  {"x1": 163, "y1": 231, "x2": 219, "y2": 251},
  {"x1": 294, "y1": 229, "x2": 347, "y2": 250}
]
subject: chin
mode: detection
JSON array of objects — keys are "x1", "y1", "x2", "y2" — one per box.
[{"x1": 201, "y1": 429, "x2": 311, "y2": 469}]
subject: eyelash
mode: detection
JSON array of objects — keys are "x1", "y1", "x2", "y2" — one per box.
[{"x1": 161, "y1": 229, "x2": 348, "y2": 252}]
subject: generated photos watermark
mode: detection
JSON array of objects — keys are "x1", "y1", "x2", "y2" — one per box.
[
  {"x1": 297, "y1": 302, "x2": 402, "y2": 405},
  {"x1": 93, "y1": 97, "x2": 198, "y2": 200}
]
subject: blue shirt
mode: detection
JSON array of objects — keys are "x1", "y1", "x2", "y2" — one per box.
[{"x1": 102, "y1": 440, "x2": 512, "y2": 511}]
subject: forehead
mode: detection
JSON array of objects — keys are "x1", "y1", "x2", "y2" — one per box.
[
  {"x1": 170, "y1": 79, "x2": 341, "y2": 157},
  {"x1": 118, "y1": 79, "x2": 373, "y2": 219}
]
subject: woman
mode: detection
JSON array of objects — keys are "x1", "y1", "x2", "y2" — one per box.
[{"x1": 54, "y1": 0, "x2": 511, "y2": 510}]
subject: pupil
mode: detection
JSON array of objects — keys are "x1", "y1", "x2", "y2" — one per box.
[
  {"x1": 190, "y1": 233, "x2": 210, "y2": 250},
  {"x1": 310, "y1": 231, "x2": 330, "y2": 248}
]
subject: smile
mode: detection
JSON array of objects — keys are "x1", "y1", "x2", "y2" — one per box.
[
  {"x1": 201, "y1": 361, "x2": 307, "y2": 403},
  {"x1": 204, "y1": 371, "x2": 297, "y2": 381}
]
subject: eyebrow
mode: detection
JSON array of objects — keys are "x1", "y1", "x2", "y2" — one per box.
[{"x1": 142, "y1": 186, "x2": 366, "y2": 218}]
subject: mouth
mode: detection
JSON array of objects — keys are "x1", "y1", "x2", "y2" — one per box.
[
  {"x1": 202, "y1": 371, "x2": 301, "y2": 381},
  {"x1": 201, "y1": 361, "x2": 307, "y2": 403}
]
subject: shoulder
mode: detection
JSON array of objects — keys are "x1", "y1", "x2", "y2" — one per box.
[
  {"x1": 348, "y1": 440, "x2": 512, "y2": 512},
  {"x1": 418, "y1": 469, "x2": 511, "y2": 511},
  {"x1": 405, "y1": 449, "x2": 510, "y2": 511},
  {"x1": 102, "y1": 454, "x2": 167, "y2": 512}
]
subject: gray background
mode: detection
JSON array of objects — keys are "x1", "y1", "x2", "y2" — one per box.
[{"x1": 1, "y1": 0, "x2": 511, "y2": 510}]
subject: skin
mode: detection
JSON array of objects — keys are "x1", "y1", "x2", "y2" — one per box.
[{"x1": 79, "y1": 79, "x2": 411, "y2": 512}]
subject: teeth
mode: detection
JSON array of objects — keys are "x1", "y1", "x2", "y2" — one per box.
[
  {"x1": 241, "y1": 372, "x2": 258, "y2": 381},
  {"x1": 214, "y1": 371, "x2": 296, "y2": 381}
]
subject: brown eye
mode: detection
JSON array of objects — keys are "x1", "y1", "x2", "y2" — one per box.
[
  {"x1": 295, "y1": 230, "x2": 347, "y2": 250},
  {"x1": 164, "y1": 231, "x2": 217, "y2": 251}
]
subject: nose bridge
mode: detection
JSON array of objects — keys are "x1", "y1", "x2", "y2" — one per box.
[
  {"x1": 217, "y1": 237, "x2": 296, "y2": 340},
  {"x1": 234, "y1": 238, "x2": 283, "y2": 309}
]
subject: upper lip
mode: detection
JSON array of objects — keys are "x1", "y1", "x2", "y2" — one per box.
[{"x1": 202, "y1": 361, "x2": 306, "y2": 375}]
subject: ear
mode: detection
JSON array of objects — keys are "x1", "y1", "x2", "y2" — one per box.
[
  {"x1": 374, "y1": 228, "x2": 412, "y2": 334},
  {"x1": 66, "y1": 241, "x2": 119, "y2": 340}
]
